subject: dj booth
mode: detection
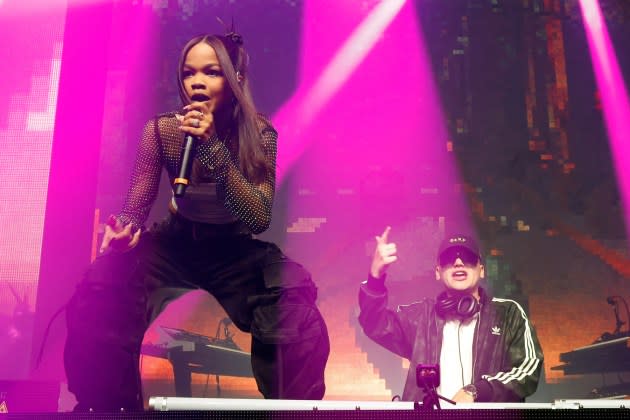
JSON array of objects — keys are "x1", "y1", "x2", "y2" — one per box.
[
  {"x1": 148, "y1": 396, "x2": 628, "y2": 411},
  {"x1": 1, "y1": 398, "x2": 627, "y2": 419},
  {"x1": 3, "y1": 327, "x2": 625, "y2": 418}
]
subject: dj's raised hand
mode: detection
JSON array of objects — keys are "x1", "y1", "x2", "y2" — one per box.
[{"x1": 370, "y1": 226, "x2": 398, "y2": 278}]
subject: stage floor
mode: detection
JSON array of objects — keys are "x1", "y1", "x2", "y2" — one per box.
[{"x1": 2, "y1": 398, "x2": 629, "y2": 419}]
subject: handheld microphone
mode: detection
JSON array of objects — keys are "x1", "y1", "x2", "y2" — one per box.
[{"x1": 174, "y1": 134, "x2": 197, "y2": 197}]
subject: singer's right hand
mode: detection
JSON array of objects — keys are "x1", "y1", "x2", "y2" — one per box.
[
  {"x1": 99, "y1": 215, "x2": 141, "y2": 254},
  {"x1": 178, "y1": 101, "x2": 215, "y2": 141},
  {"x1": 370, "y1": 226, "x2": 398, "y2": 278}
]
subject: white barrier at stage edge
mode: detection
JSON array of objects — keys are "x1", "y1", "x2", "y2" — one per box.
[{"x1": 148, "y1": 397, "x2": 629, "y2": 411}]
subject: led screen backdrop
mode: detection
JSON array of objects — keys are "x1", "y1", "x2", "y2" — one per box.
[{"x1": 0, "y1": 0, "x2": 66, "y2": 379}]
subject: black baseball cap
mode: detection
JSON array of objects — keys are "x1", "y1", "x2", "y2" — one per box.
[{"x1": 437, "y1": 235, "x2": 482, "y2": 266}]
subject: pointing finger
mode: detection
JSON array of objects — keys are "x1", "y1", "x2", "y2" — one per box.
[
  {"x1": 100, "y1": 236, "x2": 111, "y2": 254},
  {"x1": 376, "y1": 226, "x2": 391, "y2": 244}
]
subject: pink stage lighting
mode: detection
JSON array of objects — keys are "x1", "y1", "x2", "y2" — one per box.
[
  {"x1": 270, "y1": 0, "x2": 473, "y2": 276},
  {"x1": 579, "y1": 0, "x2": 630, "y2": 239}
]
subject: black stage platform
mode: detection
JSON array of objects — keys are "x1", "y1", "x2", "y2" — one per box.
[
  {"x1": 1, "y1": 409, "x2": 630, "y2": 420},
  {"x1": 2, "y1": 399, "x2": 629, "y2": 419}
]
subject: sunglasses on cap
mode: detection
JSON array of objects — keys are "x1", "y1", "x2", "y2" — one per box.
[{"x1": 438, "y1": 247, "x2": 480, "y2": 267}]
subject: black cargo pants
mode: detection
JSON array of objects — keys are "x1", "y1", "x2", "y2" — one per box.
[{"x1": 64, "y1": 216, "x2": 330, "y2": 411}]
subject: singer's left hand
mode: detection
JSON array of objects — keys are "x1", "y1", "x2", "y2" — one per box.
[{"x1": 178, "y1": 101, "x2": 215, "y2": 140}]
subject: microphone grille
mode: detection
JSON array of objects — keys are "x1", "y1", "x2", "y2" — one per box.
[{"x1": 157, "y1": 111, "x2": 179, "y2": 119}]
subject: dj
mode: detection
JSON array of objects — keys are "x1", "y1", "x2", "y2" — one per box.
[{"x1": 358, "y1": 228, "x2": 543, "y2": 402}]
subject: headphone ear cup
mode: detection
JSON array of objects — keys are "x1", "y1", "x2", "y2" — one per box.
[
  {"x1": 435, "y1": 292, "x2": 480, "y2": 320},
  {"x1": 435, "y1": 291, "x2": 458, "y2": 319},
  {"x1": 456, "y1": 294, "x2": 480, "y2": 319}
]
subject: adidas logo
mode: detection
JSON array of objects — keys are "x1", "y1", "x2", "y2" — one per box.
[{"x1": 491, "y1": 326, "x2": 501, "y2": 336}]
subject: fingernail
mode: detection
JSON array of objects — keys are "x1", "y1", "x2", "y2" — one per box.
[{"x1": 106, "y1": 215, "x2": 117, "y2": 228}]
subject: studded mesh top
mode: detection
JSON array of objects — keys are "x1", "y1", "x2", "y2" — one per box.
[{"x1": 117, "y1": 112, "x2": 277, "y2": 235}]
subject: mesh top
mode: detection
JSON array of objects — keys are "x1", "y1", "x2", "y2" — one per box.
[{"x1": 117, "y1": 112, "x2": 277, "y2": 234}]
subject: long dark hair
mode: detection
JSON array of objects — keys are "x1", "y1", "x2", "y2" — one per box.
[{"x1": 177, "y1": 33, "x2": 270, "y2": 183}]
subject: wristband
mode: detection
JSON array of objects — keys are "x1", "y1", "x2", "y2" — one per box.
[{"x1": 462, "y1": 384, "x2": 478, "y2": 401}]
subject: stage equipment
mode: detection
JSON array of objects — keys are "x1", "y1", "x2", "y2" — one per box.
[
  {"x1": 552, "y1": 298, "x2": 630, "y2": 398},
  {"x1": 415, "y1": 364, "x2": 455, "y2": 409},
  {"x1": 148, "y1": 397, "x2": 628, "y2": 411},
  {"x1": 141, "y1": 325, "x2": 252, "y2": 397}
]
